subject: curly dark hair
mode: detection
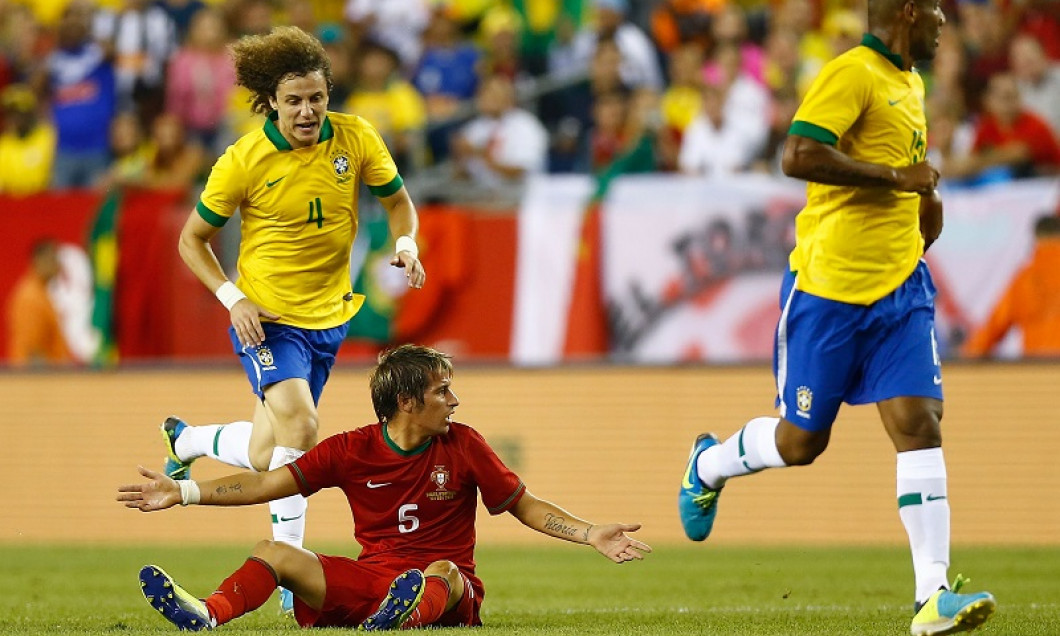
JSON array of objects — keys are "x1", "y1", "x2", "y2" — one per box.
[
  {"x1": 230, "y1": 26, "x2": 333, "y2": 114},
  {"x1": 369, "y1": 345, "x2": 454, "y2": 423}
]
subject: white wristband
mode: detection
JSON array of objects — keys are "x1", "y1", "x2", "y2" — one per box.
[
  {"x1": 395, "y1": 235, "x2": 418, "y2": 259},
  {"x1": 178, "y1": 480, "x2": 201, "y2": 506},
  {"x1": 215, "y1": 281, "x2": 247, "y2": 311}
]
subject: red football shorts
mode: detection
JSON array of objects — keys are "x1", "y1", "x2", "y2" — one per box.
[{"x1": 294, "y1": 555, "x2": 482, "y2": 628}]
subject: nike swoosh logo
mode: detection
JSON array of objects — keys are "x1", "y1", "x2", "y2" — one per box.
[
  {"x1": 933, "y1": 375, "x2": 943, "y2": 385},
  {"x1": 681, "y1": 453, "x2": 696, "y2": 490},
  {"x1": 366, "y1": 481, "x2": 392, "y2": 489},
  {"x1": 278, "y1": 513, "x2": 304, "y2": 522},
  {"x1": 926, "y1": 494, "x2": 947, "y2": 501},
  {"x1": 266, "y1": 176, "x2": 287, "y2": 187},
  {"x1": 886, "y1": 91, "x2": 911, "y2": 105}
]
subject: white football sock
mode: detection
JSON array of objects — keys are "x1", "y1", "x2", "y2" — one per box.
[
  {"x1": 268, "y1": 446, "x2": 307, "y2": 548},
  {"x1": 897, "y1": 447, "x2": 950, "y2": 603},
  {"x1": 697, "y1": 417, "x2": 786, "y2": 490},
  {"x1": 174, "y1": 421, "x2": 253, "y2": 469}
]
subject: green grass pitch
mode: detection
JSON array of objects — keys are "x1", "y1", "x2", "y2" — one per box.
[{"x1": 0, "y1": 544, "x2": 1056, "y2": 635}]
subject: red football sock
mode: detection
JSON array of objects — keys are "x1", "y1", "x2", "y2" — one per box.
[
  {"x1": 204, "y1": 557, "x2": 279, "y2": 626},
  {"x1": 402, "y1": 574, "x2": 451, "y2": 628}
]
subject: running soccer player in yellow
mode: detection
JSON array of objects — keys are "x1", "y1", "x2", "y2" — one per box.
[
  {"x1": 677, "y1": 1, "x2": 997, "y2": 634},
  {"x1": 155, "y1": 26, "x2": 426, "y2": 614}
]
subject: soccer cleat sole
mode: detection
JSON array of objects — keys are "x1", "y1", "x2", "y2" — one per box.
[
  {"x1": 359, "y1": 569, "x2": 426, "y2": 631},
  {"x1": 139, "y1": 565, "x2": 212, "y2": 631}
]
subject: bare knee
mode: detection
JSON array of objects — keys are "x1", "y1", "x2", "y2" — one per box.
[
  {"x1": 776, "y1": 419, "x2": 830, "y2": 466},
  {"x1": 262, "y1": 382, "x2": 321, "y2": 450},
  {"x1": 423, "y1": 560, "x2": 459, "y2": 584},
  {"x1": 423, "y1": 560, "x2": 463, "y2": 606},
  {"x1": 879, "y1": 397, "x2": 943, "y2": 452},
  {"x1": 891, "y1": 411, "x2": 942, "y2": 451},
  {"x1": 291, "y1": 415, "x2": 319, "y2": 449},
  {"x1": 273, "y1": 408, "x2": 319, "y2": 450},
  {"x1": 778, "y1": 443, "x2": 824, "y2": 466},
  {"x1": 250, "y1": 540, "x2": 297, "y2": 578}
]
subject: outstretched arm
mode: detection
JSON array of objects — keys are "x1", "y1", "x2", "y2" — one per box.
[
  {"x1": 117, "y1": 465, "x2": 301, "y2": 512},
  {"x1": 509, "y1": 490, "x2": 652, "y2": 563}
]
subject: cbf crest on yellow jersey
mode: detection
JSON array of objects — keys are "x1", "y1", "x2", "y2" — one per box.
[
  {"x1": 787, "y1": 34, "x2": 927, "y2": 305},
  {"x1": 197, "y1": 111, "x2": 402, "y2": 329}
]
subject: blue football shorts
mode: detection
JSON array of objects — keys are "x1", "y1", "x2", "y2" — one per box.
[
  {"x1": 229, "y1": 321, "x2": 349, "y2": 406},
  {"x1": 773, "y1": 260, "x2": 943, "y2": 432}
]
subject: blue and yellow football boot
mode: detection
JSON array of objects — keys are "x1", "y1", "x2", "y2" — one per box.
[
  {"x1": 911, "y1": 574, "x2": 996, "y2": 636},
  {"x1": 139, "y1": 565, "x2": 214, "y2": 631},
  {"x1": 678, "y1": 433, "x2": 723, "y2": 542},
  {"x1": 160, "y1": 416, "x2": 194, "y2": 480}
]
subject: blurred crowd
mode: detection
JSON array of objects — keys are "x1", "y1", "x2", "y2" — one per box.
[{"x1": 0, "y1": 0, "x2": 1057, "y2": 205}]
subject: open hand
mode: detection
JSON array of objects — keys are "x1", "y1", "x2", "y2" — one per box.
[
  {"x1": 116, "y1": 466, "x2": 182, "y2": 512},
  {"x1": 588, "y1": 523, "x2": 653, "y2": 563}
]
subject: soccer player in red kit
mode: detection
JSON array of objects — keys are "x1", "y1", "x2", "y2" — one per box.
[{"x1": 118, "y1": 344, "x2": 651, "y2": 631}]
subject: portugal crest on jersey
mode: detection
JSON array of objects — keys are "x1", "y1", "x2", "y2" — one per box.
[
  {"x1": 431, "y1": 465, "x2": 449, "y2": 490},
  {"x1": 428, "y1": 465, "x2": 455, "y2": 501}
]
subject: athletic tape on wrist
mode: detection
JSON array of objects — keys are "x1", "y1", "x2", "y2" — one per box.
[
  {"x1": 215, "y1": 281, "x2": 247, "y2": 311},
  {"x1": 178, "y1": 480, "x2": 201, "y2": 506},
  {"x1": 395, "y1": 235, "x2": 419, "y2": 259}
]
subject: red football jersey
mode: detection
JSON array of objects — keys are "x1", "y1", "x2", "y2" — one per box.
[{"x1": 288, "y1": 421, "x2": 525, "y2": 596}]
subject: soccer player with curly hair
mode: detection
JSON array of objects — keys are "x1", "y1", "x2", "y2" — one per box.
[{"x1": 157, "y1": 26, "x2": 427, "y2": 613}]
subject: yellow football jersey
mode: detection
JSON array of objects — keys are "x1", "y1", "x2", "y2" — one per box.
[
  {"x1": 197, "y1": 111, "x2": 401, "y2": 329},
  {"x1": 787, "y1": 34, "x2": 927, "y2": 305}
]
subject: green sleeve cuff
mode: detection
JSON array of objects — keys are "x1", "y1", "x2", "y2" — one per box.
[
  {"x1": 368, "y1": 174, "x2": 404, "y2": 198},
  {"x1": 488, "y1": 482, "x2": 527, "y2": 515},
  {"x1": 788, "y1": 121, "x2": 838, "y2": 146},
  {"x1": 196, "y1": 201, "x2": 229, "y2": 227}
]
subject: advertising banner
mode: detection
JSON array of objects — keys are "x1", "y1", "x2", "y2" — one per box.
[{"x1": 600, "y1": 176, "x2": 1059, "y2": 363}]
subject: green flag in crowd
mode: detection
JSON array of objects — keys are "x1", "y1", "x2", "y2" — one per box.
[{"x1": 88, "y1": 189, "x2": 122, "y2": 366}]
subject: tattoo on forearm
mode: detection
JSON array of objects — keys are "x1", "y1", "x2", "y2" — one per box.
[
  {"x1": 544, "y1": 513, "x2": 578, "y2": 538},
  {"x1": 583, "y1": 525, "x2": 592, "y2": 543},
  {"x1": 214, "y1": 482, "x2": 243, "y2": 496}
]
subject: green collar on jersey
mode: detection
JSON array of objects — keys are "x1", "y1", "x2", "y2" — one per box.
[
  {"x1": 263, "y1": 111, "x2": 335, "y2": 151},
  {"x1": 382, "y1": 423, "x2": 433, "y2": 457},
  {"x1": 860, "y1": 33, "x2": 905, "y2": 71}
]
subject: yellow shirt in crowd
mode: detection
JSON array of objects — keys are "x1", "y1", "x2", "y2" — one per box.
[
  {"x1": 345, "y1": 82, "x2": 427, "y2": 138},
  {"x1": 0, "y1": 124, "x2": 56, "y2": 196}
]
